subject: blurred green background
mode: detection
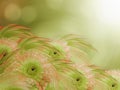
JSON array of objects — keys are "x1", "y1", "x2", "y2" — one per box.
[{"x1": 0, "y1": 0, "x2": 120, "y2": 69}]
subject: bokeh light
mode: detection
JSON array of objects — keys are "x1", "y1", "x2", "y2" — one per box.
[
  {"x1": 21, "y1": 6, "x2": 37, "y2": 23},
  {"x1": 4, "y1": 3, "x2": 21, "y2": 21}
]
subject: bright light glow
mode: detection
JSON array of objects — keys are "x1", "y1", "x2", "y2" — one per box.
[{"x1": 98, "y1": 0, "x2": 120, "y2": 25}]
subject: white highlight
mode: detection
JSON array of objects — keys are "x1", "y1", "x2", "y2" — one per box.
[{"x1": 98, "y1": 0, "x2": 120, "y2": 25}]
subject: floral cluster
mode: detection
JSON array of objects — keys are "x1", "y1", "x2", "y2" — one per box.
[{"x1": 0, "y1": 24, "x2": 119, "y2": 90}]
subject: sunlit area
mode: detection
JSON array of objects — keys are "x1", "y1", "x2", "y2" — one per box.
[
  {"x1": 0, "y1": 0, "x2": 120, "y2": 69},
  {"x1": 97, "y1": 0, "x2": 120, "y2": 25}
]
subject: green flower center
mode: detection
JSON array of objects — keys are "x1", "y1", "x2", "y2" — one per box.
[
  {"x1": 27, "y1": 66, "x2": 38, "y2": 75},
  {"x1": 21, "y1": 59, "x2": 43, "y2": 81}
]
